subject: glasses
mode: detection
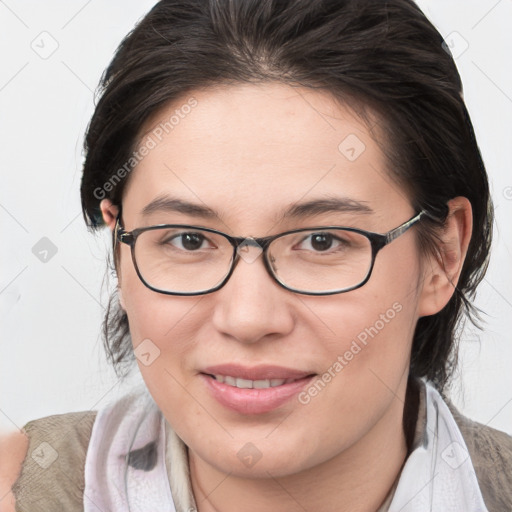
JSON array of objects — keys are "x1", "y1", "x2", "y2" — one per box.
[{"x1": 114, "y1": 210, "x2": 425, "y2": 296}]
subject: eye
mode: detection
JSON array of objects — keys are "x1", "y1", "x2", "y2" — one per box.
[
  {"x1": 165, "y1": 232, "x2": 212, "y2": 251},
  {"x1": 296, "y1": 232, "x2": 350, "y2": 252}
]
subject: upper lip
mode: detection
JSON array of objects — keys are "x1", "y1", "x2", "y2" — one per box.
[{"x1": 202, "y1": 364, "x2": 315, "y2": 381}]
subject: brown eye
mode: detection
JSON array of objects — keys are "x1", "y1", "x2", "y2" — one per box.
[
  {"x1": 295, "y1": 232, "x2": 348, "y2": 253},
  {"x1": 310, "y1": 233, "x2": 334, "y2": 252},
  {"x1": 162, "y1": 232, "x2": 210, "y2": 251}
]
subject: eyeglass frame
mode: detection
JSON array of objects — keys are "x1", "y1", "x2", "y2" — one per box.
[{"x1": 114, "y1": 209, "x2": 426, "y2": 296}]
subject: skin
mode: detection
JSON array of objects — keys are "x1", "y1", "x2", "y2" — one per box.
[
  {"x1": 91, "y1": 82, "x2": 471, "y2": 512},
  {"x1": 0, "y1": 431, "x2": 28, "y2": 512}
]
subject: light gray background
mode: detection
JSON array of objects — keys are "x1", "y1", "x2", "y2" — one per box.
[{"x1": 1, "y1": 0, "x2": 511, "y2": 435}]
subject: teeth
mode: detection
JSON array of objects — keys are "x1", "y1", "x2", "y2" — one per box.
[
  {"x1": 212, "y1": 375, "x2": 292, "y2": 388},
  {"x1": 236, "y1": 378, "x2": 253, "y2": 389},
  {"x1": 253, "y1": 379, "x2": 271, "y2": 389},
  {"x1": 224, "y1": 376, "x2": 236, "y2": 386}
]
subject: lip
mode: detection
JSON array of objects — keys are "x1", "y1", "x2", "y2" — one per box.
[
  {"x1": 202, "y1": 364, "x2": 313, "y2": 381},
  {"x1": 200, "y1": 364, "x2": 316, "y2": 415}
]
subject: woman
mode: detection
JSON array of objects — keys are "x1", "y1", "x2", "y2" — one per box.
[{"x1": 2, "y1": 0, "x2": 511, "y2": 511}]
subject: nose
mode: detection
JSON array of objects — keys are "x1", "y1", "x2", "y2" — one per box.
[{"x1": 211, "y1": 245, "x2": 295, "y2": 344}]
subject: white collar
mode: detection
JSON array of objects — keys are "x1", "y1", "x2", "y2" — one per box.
[{"x1": 387, "y1": 380, "x2": 488, "y2": 511}]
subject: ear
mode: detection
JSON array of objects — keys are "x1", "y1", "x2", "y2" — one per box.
[
  {"x1": 99, "y1": 199, "x2": 126, "y2": 311},
  {"x1": 417, "y1": 197, "x2": 473, "y2": 317},
  {"x1": 99, "y1": 198, "x2": 119, "y2": 231}
]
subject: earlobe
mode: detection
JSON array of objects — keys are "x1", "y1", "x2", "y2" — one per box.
[{"x1": 417, "y1": 197, "x2": 473, "y2": 317}]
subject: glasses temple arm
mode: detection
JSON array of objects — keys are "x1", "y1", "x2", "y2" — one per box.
[{"x1": 385, "y1": 211, "x2": 426, "y2": 244}]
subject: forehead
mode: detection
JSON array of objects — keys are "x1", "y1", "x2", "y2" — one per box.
[{"x1": 122, "y1": 82, "x2": 410, "y2": 227}]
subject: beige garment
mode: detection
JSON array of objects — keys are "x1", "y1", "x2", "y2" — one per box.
[
  {"x1": 12, "y1": 411, "x2": 96, "y2": 512},
  {"x1": 11, "y1": 378, "x2": 512, "y2": 512}
]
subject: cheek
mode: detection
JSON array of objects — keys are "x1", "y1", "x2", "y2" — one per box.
[
  {"x1": 301, "y1": 246, "x2": 422, "y2": 402},
  {"x1": 125, "y1": 289, "x2": 202, "y2": 351},
  {"x1": 336, "y1": 299, "x2": 414, "y2": 384},
  {"x1": 122, "y1": 286, "x2": 208, "y2": 432},
  {"x1": 288, "y1": 284, "x2": 419, "y2": 469},
  {"x1": 117, "y1": 250, "x2": 217, "y2": 431},
  {"x1": 119, "y1": 247, "x2": 199, "y2": 347},
  {"x1": 308, "y1": 295, "x2": 414, "y2": 389},
  {"x1": 119, "y1": 264, "x2": 204, "y2": 387}
]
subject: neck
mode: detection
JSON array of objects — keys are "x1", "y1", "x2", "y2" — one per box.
[{"x1": 188, "y1": 377, "x2": 417, "y2": 512}]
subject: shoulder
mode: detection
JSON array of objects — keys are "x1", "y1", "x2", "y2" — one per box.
[
  {"x1": 1, "y1": 410, "x2": 97, "y2": 512},
  {"x1": 0, "y1": 430, "x2": 29, "y2": 512},
  {"x1": 445, "y1": 397, "x2": 512, "y2": 511},
  {"x1": 446, "y1": 398, "x2": 512, "y2": 465}
]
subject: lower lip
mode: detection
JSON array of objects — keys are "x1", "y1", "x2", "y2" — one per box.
[{"x1": 200, "y1": 373, "x2": 315, "y2": 415}]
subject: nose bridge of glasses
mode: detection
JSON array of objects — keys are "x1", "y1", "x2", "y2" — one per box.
[
  {"x1": 236, "y1": 236, "x2": 261, "y2": 248},
  {"x1": 231, "y1": 234, "x2": 273, "y2": 249},
  {"x1": 233, "y1": 236, "x2": 268, "y2": 266},
  {"x1": 225, "y1": 235, "x2": 282, "y2": 294}
]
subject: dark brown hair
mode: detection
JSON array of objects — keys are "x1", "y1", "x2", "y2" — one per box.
[{"x1": 80, "y1": 0, "x2": 493, "y2": 392}]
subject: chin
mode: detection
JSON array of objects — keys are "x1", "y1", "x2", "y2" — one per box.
[{"x1": 196, "y1": 434, "x2": 319, "y2": 479}]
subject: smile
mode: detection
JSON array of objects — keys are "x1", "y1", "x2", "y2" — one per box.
[
  {"x1": 200, "y1": 366, "x2": 316, "y2": 414},
  {"x1": 209, "y1": 375, "x2": 301, "y2": 388}
]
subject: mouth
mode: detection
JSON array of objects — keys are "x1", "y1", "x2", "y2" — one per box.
[
  {"x1": 204, "y1": 374, "x2": 309, "y2": 389},
  {"x1": 199, "y1": 364, "x2": 317, "y2": 414}
]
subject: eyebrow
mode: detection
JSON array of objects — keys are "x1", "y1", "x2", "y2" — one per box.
[
  {"x1": 141, "y1": 195, "x2": 217, "y2": 218},
  {"x1": 282, "y1": 197, "x2": 373, "y2": 220},
  {"x1": 140, "y1": 194, "x2": 373, "y2": 221}
]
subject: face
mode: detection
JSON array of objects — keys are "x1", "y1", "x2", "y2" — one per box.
[{"x1": 105, "y1": 82, "x2": 432, "y2": 478}]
